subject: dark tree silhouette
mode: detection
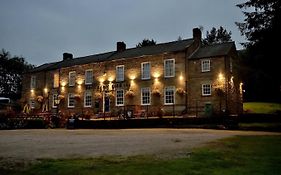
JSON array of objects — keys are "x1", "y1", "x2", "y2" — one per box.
[
  {"x1": 202, "y1": 26, "x2": 232, "y2": 45},
  {"x1": 136, "y1": 39, "x2": 156, "y2": 48}
]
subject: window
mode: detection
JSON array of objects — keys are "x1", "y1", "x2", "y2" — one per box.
[
  {"x1": 30, "y1": 76, "x2": 36, "y2": 89},
  {"x1": 141, "y1": 62, "x2": 150, "y2": 80},
  {"x1": 116, "y1": 65, "x2": 124, "y2": 82},
  {"x1": 52, "y1": 94, "x2": 58, "y2": 108},
  {"x1": 141, "y1": 87, "x2": 150, "y2": 105},
  {"x1": 164, "y1": 59, "x2": 175, "y2": 77},
  {"x1": 201, "y1": 59, "x2": 210, "y2": 72},
  {"x1": 84, "y1": 91, "x2": 92, "y2": 107},
  {"x1": 164, "y1": 86, "x2": 175, "y2": 105},
  {"x1": 69, "y1": 71, "x2": 76, "y2": 86},
  {"x1": 202, "y1": 84, "x2": 212, "y2": 96},
  {"x1": 230, "y1": 58, "x2": 233, "y2": 73},
  {"x1": 30, "y1": 99, "x2": 35, "y2": 109},
  {"x1": 116, "y1": 89, "x2": 124, "y2": 106},
  {"x1": 85, "y1": 69, "x2": 93, "y2": 85},
  {"x1": 53, "y1": 73, "x2": 59, "y2": 88},
  {"x1": 68, "y1": 93, "x2": 75, "y2": 108}
]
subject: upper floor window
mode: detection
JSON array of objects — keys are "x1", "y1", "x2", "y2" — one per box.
[
  {"x1": 30, "y1": 76, "x2": 36, "y2": 89},
  {"x1": 164, "y1": 86, "x2": 175, "y2": 105},
  {"x1": 202, "y1": 84, "x2": 212, "y2": 96},
  {"x1": 69, "y1": 71, "x2": 76, "y2": 87},
  {"x1": 84, "y1": 91, "x2": 92, "y2": 107},
  {"x1": 53, "y1": 73, "x2": 59, "y2": 88},
  {"x1": 141, "y1": 87, "x2": 151, "y2": 105},
  {"x1": 116, "y1": 89, "x2": 124, "y2": 106},
  {"x1": 201, "y1": 59, "x2": 210, "y2": 72},
  {"x1": 116, "y1": 65, "x2": 124, "y2": 82},
  {"x1": 164, "y1": 59, "x2": 175, "y2": 77},
  {"x1": 68, "y1": 93, "x2": 75, "y2": 108},
  {"x1": 85, "y1": 69, "x2": 93, "y2": 85},
  {"x1": 141, "y1": 62, "x2": 150, "y2": 80},
  {"x1": 230, "y1": 58, "x2": 233, "y2": 73}
]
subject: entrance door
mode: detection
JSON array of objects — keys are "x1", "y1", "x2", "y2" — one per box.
[{"x1": 104, "y1": 96, "x2": 110, "y2": 112}]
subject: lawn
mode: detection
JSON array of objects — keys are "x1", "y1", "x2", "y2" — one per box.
[
  {"x1": 243, "y1": 102, "x2": 281, "y2": 114},
  {"x1": 2, "y1": 135, "x2": 281, "y2": 175}
]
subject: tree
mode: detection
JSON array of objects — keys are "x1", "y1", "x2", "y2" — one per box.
[
  {"x1": 0, "y1": 49, "x2": 34, "y2": 100},
  {"x1": 136, "y1": 39, "x2": 156, "y2": 48},
  {"x1": 236, "y1": 0, "x2": 281, "y2": 102},
  {"x1": 202, "y1": 26, "x2": 232, "y2": 45}
]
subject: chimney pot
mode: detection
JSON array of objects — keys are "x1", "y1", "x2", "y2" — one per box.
[
  {"x1": 193, "y1": 28, "x2": 202, "y2": 41},
  {"x1": 63, "y1": 53, "x2": 73, "y2": 61},
  {"x1": 117, "y1": 42, "x2": 126, "y2": 52}
]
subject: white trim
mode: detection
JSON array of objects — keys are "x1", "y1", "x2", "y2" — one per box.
[
  {"x1": 164, "y1": 59, "x2": 175, "y2": 78},
  {"x1": 84, "y1": 91, "x2": 92, "y2": 107},
  {"x1": 141, "y1": 62, "x2": 151, "y2": 80},
  {"x1": 164, "y1": 86, "x2": 175, "y2": 105},
  {"x1": 69, "y1": 71, "x2": 76, "y2": 87},
  {"x1": 141, "y1": 87, "x2": 151, "y2": 105},
  {"x1": 201, "y1": 59, "x2": 211, "y2": 72},
  {"x1": 202, "y1": 84, "x2": 212, "y2": 96},
  {"x1": 115, "y1": 89, "x2": 124, "y2": 106},
  {"x1": 85, "y1": 69, "x2": 93, "y2": 85},
  {"x1": 68, "y1": 93, "x2": 75, "y2": 108},
  {"x1": 116, "y1": 65, "x2": 124, "y2": 82}
]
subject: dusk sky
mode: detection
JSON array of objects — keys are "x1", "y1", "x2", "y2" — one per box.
[{"x1": 0, "y1": 0, "x2": 246, "y2": 66}]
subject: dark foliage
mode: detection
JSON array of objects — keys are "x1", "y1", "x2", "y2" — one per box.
[
  {"x1": 202, "y1": 26, "x2": 232, "y2": 45},
  {"x1": 236, "y1": 0, "x2": 281, "y2": 102},
  {"x1": 136, "y1": 39, "x2": 156, "y2": 48}
]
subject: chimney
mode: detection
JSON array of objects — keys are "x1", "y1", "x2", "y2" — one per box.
[
  {"x1": 63, "y1": 53, "x2": 73, "y2": 61},
  {"x1": 117, "y1": 42, "x2": 126, "y2": 52},
  {"x1": 193, "y1": 28, "x2": 202, "y2": 42}
]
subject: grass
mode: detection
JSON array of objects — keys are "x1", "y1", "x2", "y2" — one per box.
[
  {"x1": 243, "y1": 102, "x2": 281, "y2": 114},
  {"x1": 2, "y1": 135, "x2": 281, "y2": 175}
]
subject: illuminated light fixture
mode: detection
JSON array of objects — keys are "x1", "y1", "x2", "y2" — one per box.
[
  {"x1": 61, "y1": 81, "x2": 66, "y2": 87},
  {"x1": 153, "y1": 72, "x2": 160, "y2": 78},
  {"x1": 61, "y1": 86, "x2": 65, "y2": 92},
  {"x1": 78, "y1": 84, "x2": 82, "y2": 89},
  {"x1": 108, "y1": 77, "x2": 114, "y2": 82},
  {"x1": 44, "y1": 88, "x2": 48, "y2": 93},
  {"x1": 179, "y1": 75, "x2": 184, "y2": 81},
  {"x1": 218, "y1": 73, "x2": 224, "y2": 81},
  {"x1": 77, "y1": 79, "x2": 83, "y2": 85},
  {"x1": 30, "y1": 89, "x2": 34, "y2": 93},
  {"x1": 130, "y1": 75, "x2": 136, "y2": 80}
]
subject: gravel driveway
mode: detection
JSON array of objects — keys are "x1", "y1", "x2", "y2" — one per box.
[{"x1": 0, "y1": 129, "x2": 279, "y2": 164}]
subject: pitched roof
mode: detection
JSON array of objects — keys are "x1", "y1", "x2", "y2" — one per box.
[
  {"x1": 30, "y1": 39, "x2": 194, "y2": 73},
  {"x1": 189, "y1": 42, "x2": 235, "y2": 59}
]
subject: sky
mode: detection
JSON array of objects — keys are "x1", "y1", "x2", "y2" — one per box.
[{"x1": 0, "y1": 0, "x2": 247, "y2": 66}]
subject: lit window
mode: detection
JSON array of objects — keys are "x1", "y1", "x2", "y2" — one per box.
[
  {"x1": 116, "y1": 65, "x2": 124, "y2": 82},
  {"x1": 52, "y1": 94, "x2": 58, "y2": 108},
  {"x1": 141, "y1": 62, "x2": 150, "y2": 80},
  {"x1": 53, "y1": 73, "x2": 59, "y2": 88},
  {"x1": 68, "y1": 93, "x2": 75, "y2": 108},
  {"x1": 69, "y1": 71, "x2": 76, "y2": 86},
  {"x1": 85, "y1": 69, "x2": 93, "y2": 85},
  {"x1": 201, "y1": 59, "x2": 210, "y2": 72},
  {"x1": 164, "y1": 86, "x2": 175, "y2": 105},
  {"x1": 202, "y1": 84, "x2": 212, "y2": 96},
  {"x1": 30, "y1": 99, "x2": 35, "y2": 109},
  {"x1": 30, "y1": 76, "x2": 36, "y2": 89},
  {"x1": 164, "y1": 59, "x2": 175, "y2": 77},
  {"x1": 84, "y1": 91, "x2": 92, "y2": 107},
  {"x1": 141, "y1": 87, "x2": 150, "y2": 105},
  {"x1": 116, "y1": 89, "x2": 124, "y2": 106}
]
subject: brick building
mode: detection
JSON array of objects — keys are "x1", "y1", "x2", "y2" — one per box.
[{"x1": 21, "y1": 28, "x2": 243, "y2": 118}]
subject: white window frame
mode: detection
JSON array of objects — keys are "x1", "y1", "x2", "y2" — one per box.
[
  {"x1": 85, "y1": 69, "x2": 93, "y2": 85},
  {"x1": 141, "y1": 87, "x2": 151, "y2": 105},
  {"x1": 164, "y1": 86, "x2": 175, "y2": 105},
  {"x1": 53, "y1": 73, "x2": 59, "y2": 88},
  {"x1": 30, "y1": 76, "x2": 36, "y2": 89},
  {"x1": 52, "y1": 93, "x2": 58, "y2": 108},
  {"x1": 116, "y1": 65, "x2": 124, "y2": 82},
  {"x1": 164, "y1": 59, "x2": 175, "y2": 78},
  {"x1": 201, "y1": 59, "x2": 211, "y2": 72},
  {"x1": 69, "y1": 71, "x2": 76, "y2": 87},
  {"x1": 84, "y1": 91, "x2": 92, "y2": 107},
  {"x1": 141, "y1": 62, "x2": 151, "y2": 80},
  {"x1": 202, "y1": 84, "x2": 212, "y2": 96},
  {"x1": 116, "y1": 89, "x2": 124, "y2": 106},
  {"x1": 68, "y1": 93, "x2": 75, "y2": 108}
]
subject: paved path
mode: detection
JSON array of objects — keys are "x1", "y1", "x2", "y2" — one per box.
[{"x1": 0, "y1": 129, "x2": 279, "y2": 163}]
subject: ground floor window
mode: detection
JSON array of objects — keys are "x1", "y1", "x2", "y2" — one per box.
[
  {"x1": 202, "y1": 84, "x2": 212, "y2": 96},
  {"x1": 68, "y1": 93, "x2": 75, "y2": 108},
  {"x1": 52, "y1": 94, "x2": 58, "y2": 108},
  {"x1": 164, "y1": 86, "x2": 175, "y2": 105},
  {"x1": 141, "y1": 87, "x2": 150, "y2": 105},
  {"x1": 116, "y1": 89, "x2": 124, "y2": 106},
  {"x1": 30, "y1": 99, "x2": 35, "y2": 109},
  {"x1": 84, "y1": 91, "x2": 92, "y2": 107}
]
